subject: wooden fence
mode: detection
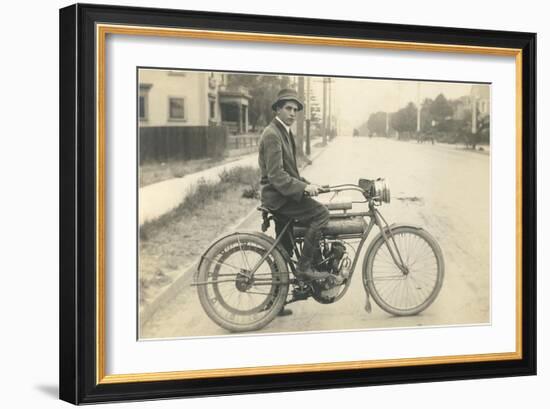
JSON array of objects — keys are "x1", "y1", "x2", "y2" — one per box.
[
  {"x1": 139, "y1": 126, "x2": 227, "y2": 164},
  {"x1": 227, "y1": 133, "x2": 261, "y2": 150}
]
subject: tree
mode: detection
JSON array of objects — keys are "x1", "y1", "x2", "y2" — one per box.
[
  {"x1": 477, "y1": 114, "x2": 490, "y2": 143},
  {"x1": 226, "y1": 74, "x2": 291, "y2": 132},
  {"x1": 464, "y1": 113, "x2": 490, "y2": 150},
  {"x1": 428, "y1": 94, "x2": 454, "y2": 129},
  {"x1": 420, "y1": 98, "x2": 435, "y2": 131},
  {"x1": 391, "y1": 102, "x2": 417, "y2": 137},
  {"x1": 366, "y1": 111, "x2": 387, "y2": 136}
]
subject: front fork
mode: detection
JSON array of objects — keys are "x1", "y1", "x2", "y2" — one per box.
[
  {"x1": 372, "y1": 208, "x2": 409, "y2": 275},
  {"x1": 361, "y1": 208, "x2": 409, "y2": 314}
]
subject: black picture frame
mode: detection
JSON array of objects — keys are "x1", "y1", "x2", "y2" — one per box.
[{"x1": 59, "y1": 3, "x2": 536, "y2": 405}]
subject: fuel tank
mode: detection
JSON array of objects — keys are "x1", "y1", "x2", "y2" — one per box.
[{"x1": 294, "y1": 216, "x2": 366, "y2": 237}]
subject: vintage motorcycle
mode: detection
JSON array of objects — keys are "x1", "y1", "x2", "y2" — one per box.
[{"x1": 193, "y1": 178, "x2": 444, "y2": 332}]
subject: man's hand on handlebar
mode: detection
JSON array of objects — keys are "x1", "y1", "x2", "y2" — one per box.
[
  {"x1": 304, "y1": 184, "x2": 322, "y2": 197},
  {"x1": 304, "y1": 184, "x2": 330, "y2": 197}
]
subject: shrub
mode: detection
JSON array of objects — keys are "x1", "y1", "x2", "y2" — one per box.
[
  {"x1": 218, "y1": 166, "x2": 260, "y2": 185},
  {"x1": 140, "y1": 179, "x2": 229, "y2": 241},
  {"x1": 182, "y1": 179, "x2": 228, "y2": 211},
  {"x1": 242, "y1": 185, "x2": 259, "y2": 199},
  {"x1": 140, "y1": 166, "x2": 261, "y2": 242}
]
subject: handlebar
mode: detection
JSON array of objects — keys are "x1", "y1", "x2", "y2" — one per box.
[
  {"x1": 319, "y1": 184, "x2": 366, "y2": 194},
  {"x1": 305, "y1": 184, "x2": 366, "y2": 196},
  {"x1": 304, "y1": 179, "x2": 390, "y2": 204}
]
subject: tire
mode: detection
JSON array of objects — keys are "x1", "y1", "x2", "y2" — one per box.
[
  {"x1": 196, "y1": 233, "x2": 289, "y2": 332},
  {"x1": 363, "y1": 226, "x2": 444, "y2": 316}
]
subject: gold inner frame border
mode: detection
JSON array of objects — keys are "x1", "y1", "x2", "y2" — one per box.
[{"x1": 95, "y1": 23, "x2": 523, "y2": 385}]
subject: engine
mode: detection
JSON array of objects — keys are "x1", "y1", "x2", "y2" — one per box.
[
  {"x1": 311, "y1": 241, "x2": 352, "y2": 304},
  {"x1": 324, "y1": 241, "x2": 346, "y2": 274}
]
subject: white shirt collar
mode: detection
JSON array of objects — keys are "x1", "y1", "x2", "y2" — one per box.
[{"x1": 275, "y1": 116, "x2": 291, "y2": 135}]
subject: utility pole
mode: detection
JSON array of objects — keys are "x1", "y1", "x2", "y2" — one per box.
[
  {"x1": 328, "y1": 78, "x2": 332, "y2": 140},
  {"x1": 322, "y1": 77, "x2": 327, "y2": 145},
  {"x1": 297, "y1": 76, "x2": 305, "y2": 156},
  {"x1": 305, "y1": 77, "x2": 311, "y2": 155},
  {"x1": 472, "y1": 97, "x2": 478, "y2": 134},
  {"x1": 328, "y1": 78, "x2": 332, "y2": 138},
  {"x1": 416, "y1": 82, "x2": 421, "y2": 133}
]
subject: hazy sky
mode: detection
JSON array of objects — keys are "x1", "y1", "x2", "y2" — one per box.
[{"x1": 309, "y1": 77, "x2": 474, "y2": 130}]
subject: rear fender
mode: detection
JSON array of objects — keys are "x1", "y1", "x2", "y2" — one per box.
[{"x1": 195, "y1": 231, "x2": 292, "y2": 279}]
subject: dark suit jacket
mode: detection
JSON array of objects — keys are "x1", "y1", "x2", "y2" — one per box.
[{"x1": 258, "y1": 118, "x2": 308, "y2": 210}]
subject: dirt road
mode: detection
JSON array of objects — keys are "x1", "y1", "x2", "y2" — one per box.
[{"x1": 141, "y1": 137, "x2": 490, "y2": 339}]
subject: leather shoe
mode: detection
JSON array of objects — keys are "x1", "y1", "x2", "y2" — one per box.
[{"x1": 278, "y1": 308, "x2": 293, "y2": 317}]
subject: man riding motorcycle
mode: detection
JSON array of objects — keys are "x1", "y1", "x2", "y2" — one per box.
[{"x1": 258, "y1": 88, "x2": 331, "y2": 281}]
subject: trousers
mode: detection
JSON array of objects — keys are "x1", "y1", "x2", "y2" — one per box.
[{"x1": 274, "y1": 196, "x2": 330, "y2": 271}]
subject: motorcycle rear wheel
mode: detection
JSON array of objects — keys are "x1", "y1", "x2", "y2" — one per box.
[
  {"x1": 363, "y1": 226, "x2": 444, "y2": 316},
  {"x1": 196, "y1": 233, "x2": 289, "y2": 332}
]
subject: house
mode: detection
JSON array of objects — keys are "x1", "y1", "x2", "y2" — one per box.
[
  {"x1": 138, "y1": 69, "x2": 251, "y2": 134},
  {"x1": 452, "y1": 95, "x2": 472, "y2": 120},
  {"x1": 138, "y1": 69, "x2": 252, "y2": 163},
  {"x1": 470, "y1": 84, "x2": 490, "y2": 135},
  {"x1": 471, "y1": 84, "x2": 490, "y2": 118}
]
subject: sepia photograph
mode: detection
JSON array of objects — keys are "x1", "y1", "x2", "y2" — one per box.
[
  {"x1": 58, "y1": 3, "x2": 536, "y2": 404},
  {"x1": 136, "y1": 68, "x2": 491, "y2": 339}
]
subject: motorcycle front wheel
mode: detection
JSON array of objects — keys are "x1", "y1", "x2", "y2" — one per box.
[
  {"x1": 196, "y1": 233, "x2": 289, "y2": 332},
  {"x1": 363, "y1": 226, "x2": 444, "y2": 316}
]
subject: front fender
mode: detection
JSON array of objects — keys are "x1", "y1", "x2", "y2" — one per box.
[
  {"x1": 366, "y1": 223, "x2": 423, "y2": 249},
  {"x1": 380, "y1": 222, "x2": 423, "y2": 236}
]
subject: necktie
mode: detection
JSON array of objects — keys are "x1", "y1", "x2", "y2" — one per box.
[{"x1": 287, "y1": 130, "x2": 295, "y2": 157}]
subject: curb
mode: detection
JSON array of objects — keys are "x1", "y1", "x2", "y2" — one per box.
[
  {"x1": 139, "y1": 152, "x2": 257, "y2": 226},
  {"x1": 139, "y1": 141, "x2": 330, "y2": 328},
  {"x1": 139, "y1": 205, "x2": 259, "y2": 328}
]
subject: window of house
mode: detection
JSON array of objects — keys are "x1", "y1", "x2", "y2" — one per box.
[
  {"x1": 479, "y1": 100, "x2": 488, "y2": 114},
  {"x1": 138, "y1": 83, "x2": 152, "y2": 121},
  {"x1": 169, "y1": 97, "x2": 185, "y2": 120},
  {"x1": 139, "y1": 95, "x2": 147, "y2": 120}
]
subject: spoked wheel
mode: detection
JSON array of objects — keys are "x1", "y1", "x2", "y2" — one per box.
[
  {"x1": 196, "y1": 233, "x2": 289, "y2": 332},
  {"x1": 363, "y1": 226, "x2": 444, "y2": 316}
]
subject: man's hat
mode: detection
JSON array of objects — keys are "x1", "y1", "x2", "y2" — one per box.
[{"x1": 271, "y1": 88, "x2": 304, "y2": 111}]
